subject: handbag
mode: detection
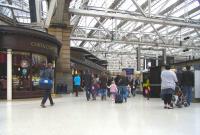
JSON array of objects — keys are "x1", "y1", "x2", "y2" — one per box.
[{"x1": 39, "y1": 78, "x2": 53, "y2": 90}]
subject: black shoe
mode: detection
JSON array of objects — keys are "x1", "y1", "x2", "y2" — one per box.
[
  {"x1": 51, "y1": 103, "x2": 54, "y2": 106},
  {"x1": 40, "y1": 104, "x2": 46, "y2": 108}
]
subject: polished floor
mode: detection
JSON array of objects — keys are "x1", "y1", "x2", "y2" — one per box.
[{"x1": 0, "y1": 93, "x2": 200, "y2": 135}]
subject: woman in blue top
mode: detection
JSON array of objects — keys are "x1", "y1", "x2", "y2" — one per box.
[{"x1": 73, "y1": 74, "x2": 81, "y2": 97}]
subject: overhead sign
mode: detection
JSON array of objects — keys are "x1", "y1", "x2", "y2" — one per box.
[{"x1": 122, "y1": 68, "x2": 134, "y2": 75}]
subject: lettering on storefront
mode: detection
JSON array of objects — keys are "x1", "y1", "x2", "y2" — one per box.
[{"x1": 30, "y1": 42, "x2": 56, "y2": 51}]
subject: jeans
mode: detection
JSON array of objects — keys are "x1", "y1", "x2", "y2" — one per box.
[
  {"x1": 183, "y1": 86, "x2": 193, "y2": 105},
  {"x1": 85, "y1": 86, "x2": 92, "y2": 101},
  {"x1": 118, "y1": 86, "x2": 128, "y2": 102},
  {"x1": 100, "y1": 89, "x2": 107, "y2": 97},
  {"x1": 41, "y1": 89, "x2": 54, "y2": 105}
]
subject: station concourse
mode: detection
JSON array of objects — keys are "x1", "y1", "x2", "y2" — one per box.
[{"x1": 0, "y1": 0, "x2": 200, "y2": 135}]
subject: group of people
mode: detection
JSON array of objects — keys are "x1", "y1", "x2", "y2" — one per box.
[
  {"x1": 39, "y1": 62, "x2": 194, "y2": 109},
  {"x1": 161, "y1": 65, "x2": 194, "y2": 109},
  {"x1": 73, "y1": 70, "x2": 138, "y2": 102}
]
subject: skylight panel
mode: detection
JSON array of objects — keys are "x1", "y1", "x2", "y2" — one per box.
[
  {"x1": 87, "y1": 17, "x2": 97, "y2": 27},
  {"x1": 126, "y1": 4, "x2": 137, "y2": 12},
  {"x1": 118, "y1": 0, "x2": 135, "y2": 11},
  {"x1": 192, "y1": 14, "x2": 200, "y2": 19},
  {"x1": 189, "y1": 10, "x2": 200, "y2": 19},
  {"x1": 78, "y1": 16, "x2": 97, "y2": 27},
  {"x1": 141, "y1": 24, "x2": 151, "y2": 31},
  {"x1": 144, "y1": 27, "x2": 153, "y2": 33},
  {"x1": 181, "y1": 28, "x2": 194, "y2": 35},
  {"x1": 102, "y1": 0, "x2": 115, "y2": 9},
  {"x1": 122, "y1": 22, "x2": 136, "y2": 32},
  {"x1": 88, "y1": 0, "x2": 105, "y2": 8},
  {"x1": 102, "y1": 19, "x2": 113, "y2": 30},
  {"x1": 190, "y1": 32, "x2": 197, "y2": 37},
  {"x1": 69, "y1": 0, "x2": 82, "y2": 9},
  {"x1": 84, "y1": 42, "x2": 93, "y2": 48},
  {"x1": 160, "y1": 0, "x2": 177, "y2": 14},
  {"x1": 136, "y1": 0, "x2": 146, "y2": 6},
  {"x1": 151, "y1": 0, "x2": 169, "y2": 14},
  {"x1": 172, "y1": 0, "x2": 198, "y2": 17},
  {"x1": 1, "y1": 7, "x2": 12, "y2": 18},
  {"x1": 160, "y1": 26, "x2": 179, "y2": 35}
]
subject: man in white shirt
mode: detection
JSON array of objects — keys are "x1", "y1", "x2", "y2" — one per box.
[{"x1": 161, "y1": 65, "x2": 178, "y2": 109}]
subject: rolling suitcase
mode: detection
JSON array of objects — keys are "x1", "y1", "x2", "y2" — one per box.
[{"x1": 115, "y1": 93, "x2": 123, "y2": 103}]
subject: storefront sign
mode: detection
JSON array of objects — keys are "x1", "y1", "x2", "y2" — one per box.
[
  {"x1": 0, "y1": 26, "x2": 61, "y2": 58},
  {"x1": 30, "y1": 42, "x2": 56, "y2": 52}
]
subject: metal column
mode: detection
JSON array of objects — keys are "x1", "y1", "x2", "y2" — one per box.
[
  {"x1": 7, "y1": 49, "x2": 12, "y2": 101},
  {"x1": 137, "y1": 47, "x2": 141, "y2": 71},
  {"x1": 162, "y1": 49, "x2": 166, "y2": 65}
]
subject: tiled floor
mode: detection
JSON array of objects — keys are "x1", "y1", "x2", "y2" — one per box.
[{"x1": 0, "y1": 93, "x2": 200, "y2": 135}]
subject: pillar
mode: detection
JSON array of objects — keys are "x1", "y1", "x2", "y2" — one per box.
[
  {"x1": 48, "y1": 27, "x2": 72, "y2": 93},
  {"x1": 144, "y1": 58, "x2": 147, "y2": 70},
  {"x1": 156, "y1": 54, "x2": 158, "y2": 66},
  {"x1": 7, "y1": 49, "x2": 12, "y2": 100},
  {"x1": 137, "y1": 47, "x2": 141, "y2": 71},
  {"x1": 48, "y1": 0, "x2": 73, "y2": 92},
  {"x1": 162, "y1": 49, "x2": 166, "y2": 65}
]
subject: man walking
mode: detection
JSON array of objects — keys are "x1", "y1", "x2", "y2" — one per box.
[
  {"x1": 40, "y1": 62, "x2": 54, "y2": 108},
  {"x1": 99, "y1": 72, "x2": 107, "y2": 100},
  {"x1": 83, "y1": 70, "x2": 92, "y2": 101},
  {"x1": 182, "y1": 65, "x2": 194, "y2": 106}
]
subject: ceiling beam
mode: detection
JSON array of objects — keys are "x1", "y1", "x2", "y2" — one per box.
[
  {"x1": 69, "y1": 8, "x2": 200, "y2": 29},
  {"x1": 70, "y1": 36, "x2": 200, "y2": 49},
  {"x1": 152, "y1": 6, "x2": 200, "y2": 34},
  {"x1": 0, "y1": 3, "x2": 29, "y2": 13}
]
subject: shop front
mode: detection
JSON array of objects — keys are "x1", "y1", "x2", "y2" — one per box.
[{"x1": 0, "y1": 26, "x2": 61, "y2": 100}]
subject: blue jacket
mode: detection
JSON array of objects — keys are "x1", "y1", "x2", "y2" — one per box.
[{"x1": 74, "y1": 75, "x2": 81, "y2": 86}]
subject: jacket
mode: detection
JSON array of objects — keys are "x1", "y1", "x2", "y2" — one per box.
[
  {"x1": 182, "y1": 70, "x2": 194, "y2": 87},
  {"x1": 118, "y1": 76, "x2": 128, "y2": 86},
  {"x1": 40, "y1": 67, "x2": 54, "y2": 80}
]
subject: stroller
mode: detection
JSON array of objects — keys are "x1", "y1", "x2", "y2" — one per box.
[{"x1": 172, "y1": 86, "x2": 188, "y2": 108}]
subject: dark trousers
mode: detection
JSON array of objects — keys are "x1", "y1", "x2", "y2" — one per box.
[
  {"x1": 163, "y1": 94, "x2": 172, "y2": 105},
  {"x1": 74, "y1": 85, "x2": 80, "y2": 97},
  {"x1": 131, "y1": 87, "x2": 136, "y2": 96},
  {"x1": 41, "y1": 89, "x2": 54, "y2": 105},
  {"x1": 85, "y1": 86, "x2": 92, "y2": 100}
]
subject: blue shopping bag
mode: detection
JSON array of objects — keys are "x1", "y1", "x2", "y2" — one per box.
[{"x1": 39, "y1": 78, "x2": 53, "y2": 90}]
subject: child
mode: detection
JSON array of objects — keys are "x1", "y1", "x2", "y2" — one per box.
[
  {"x1": 143, "y1": 77, "x2": 150, "y2": 100},
  {"x1": 110, "y1": 81, "x2": 118, "y2": 101}
]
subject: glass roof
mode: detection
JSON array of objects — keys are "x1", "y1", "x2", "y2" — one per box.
[
  {"x1": 1, "y1": 0, "x2": 200, "y2": 72},
  {"x1": 0, "y1": 0, "x2": 48, "y2": 24},
  {"x1": 69, "y1": 0, "x2": 200, "y2": 71}
]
